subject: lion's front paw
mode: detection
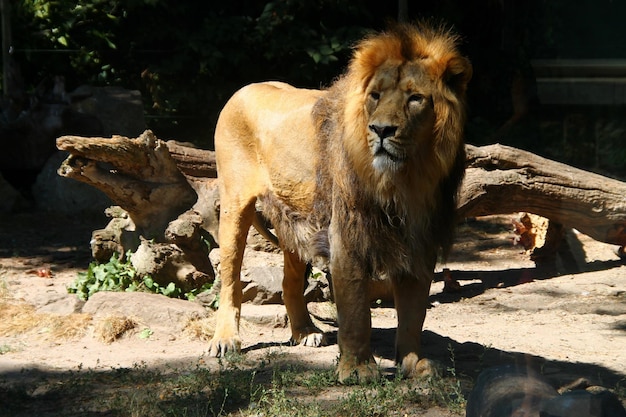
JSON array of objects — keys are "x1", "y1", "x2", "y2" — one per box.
[
  {"x1": 208, "y1": 336, "x2": 241, "y2": 357},
  {"x1": 291, "y1": 327, "x2": 326, "y2": 347},
  {"x1": 337, "y1": 357, "x2": 380, "y2": 384},
  {"x1": 400, "y1": 353, "x2": 441, "y2": 379}
]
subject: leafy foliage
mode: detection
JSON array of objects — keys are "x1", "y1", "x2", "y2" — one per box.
[
  {"x1": 67, "y1": 252, "x2": 212, "y2": 301},
  {"x1": 8, "y1": 0, "x2": 375, "y2": 145},
  {"x1": 16, "y1": 0, "x2": 125, "y2": 83}
]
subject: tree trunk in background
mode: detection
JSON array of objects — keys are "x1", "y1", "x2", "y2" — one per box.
[
  {"x1": 1, "y1": 0, "x2": 15, "y2": 98},
  {"x1": 460, "y1": 144, "x2": 626, "y2": 248}
]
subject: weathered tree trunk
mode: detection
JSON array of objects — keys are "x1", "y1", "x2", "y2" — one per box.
[
  {"x1": 57, "y1": 131, "x2": 216, "y2": 291},
  {"x1": 57, "y1": 130, "x2": 198, "y2": 239},
  {"x1": 460, "y1": 144, "x2": 626, "y2": 248},
  {"x1": 55, "y1": 131, "x2": 626, "y2": 291}
]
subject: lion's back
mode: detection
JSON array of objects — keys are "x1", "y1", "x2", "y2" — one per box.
[
  {"x1": 214, "y1": 81, "x2": 328, "y2": 256},
  {"x1": 217, "y1": 82, "x2": 323, "y2": 156}
]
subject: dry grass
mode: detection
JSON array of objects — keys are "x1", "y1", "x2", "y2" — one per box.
[
  {"x1": 94, "y1": 315, "x2": 137, "y2": 344},
  {"x1": 0, "y1": 276, "x2": 9, "y2": 299},
  {"x1": 0, "y1": 302, "x2": 39, "y2": 335},
  {"x1": 51, "y1": 313, "x2": 92, "y2": 339},
  {"x1": 182, "y1": 316, "x2": 258, "y2": 342},
  {"x1": 0, "y1": 300, "x2": 92, "y2": 340},
  {"x1": 183, "y1": 316, "x2": 215, "y2": 341}
]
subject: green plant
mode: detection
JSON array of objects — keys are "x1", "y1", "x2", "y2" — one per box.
[
  {"x1": 67, "y1": 252, "x2": 212, "y2": 301},
  {"x1": 68, "y1": 252, "x2": 139, "y2": 300},
  {"x1": 435, "y1": 344, "x2": 466, "y2": 412},
  {"x1": 0, "y1": 353, "x2": 478, "y2": 417},
  {"x1": 138, "y1": 328, "x2": 154, "y2": 339},
  {"x1": 184, "y1": 282, "x2": 215, "y2": 302}
]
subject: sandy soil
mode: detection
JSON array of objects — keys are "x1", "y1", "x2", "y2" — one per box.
[{"x1": 0, "y1": 211, "x2": 625, "y2": 414}]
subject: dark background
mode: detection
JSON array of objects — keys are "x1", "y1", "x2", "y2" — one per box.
[{"x1": 2, "y1": 0, "x2": 626, "y2": 183}]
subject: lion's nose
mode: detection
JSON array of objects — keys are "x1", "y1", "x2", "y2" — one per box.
[{"x1": 369, "y1": 124, "x2": 398, "y2": 140}]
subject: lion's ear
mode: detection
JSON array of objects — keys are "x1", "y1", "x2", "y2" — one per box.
[{"x1": 444, "y1": 56, "x2": 472, "y2": 95}]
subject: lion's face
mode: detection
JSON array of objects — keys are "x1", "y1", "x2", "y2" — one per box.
[
  {"x1": 333, "y1": 23, "x2": 471, "y2": 214},
  {"x1": 364, "y1": 62, "x2": 437, "y2": 173}
]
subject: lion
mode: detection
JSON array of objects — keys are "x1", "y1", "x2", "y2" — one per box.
[{"x1": 209, "y1": 22, "x2": 472, "y2": 383}]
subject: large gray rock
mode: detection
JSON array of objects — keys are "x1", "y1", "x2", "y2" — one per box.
[
  {"x1": 242, "y1": 266, "x2": 284, "y2": 304},
  {"x1": 32, "y1": 85, "x2": 146, "y2": 214},
  {"x1": 0, "y1": 172, "x2": 27, "y2": 212},
  {"x1": 69, "y1": 85, "x2": 145, "y2": 137},
  {"x1": 32, "y1": 151, "x2": 112, "y2": 214},
  {"x1": 82, "y1": 291, "x2": 209, "y2": 334},
  {"x1": 240, "y1": 265, "x2": 331, "y2": 305}
]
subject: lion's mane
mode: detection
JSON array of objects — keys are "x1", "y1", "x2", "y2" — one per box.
[{"x1": 311, "y1": 23, "x2": 470, "y2": 278}]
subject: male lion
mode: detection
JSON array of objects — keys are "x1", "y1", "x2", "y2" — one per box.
[{"x1": 209, "y1": 23, "x2": 472, "y2": 383}]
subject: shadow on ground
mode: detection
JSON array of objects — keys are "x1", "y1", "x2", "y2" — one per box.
[{"x1": 1, "y1": 326, "x2": 624, "y2": 417}]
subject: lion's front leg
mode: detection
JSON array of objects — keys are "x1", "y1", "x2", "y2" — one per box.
[
  {"x1": 334, "y1": 275, "x2": 378, "y2": 383},
  {"x1": 391, "y1": 273, "x2": 438, "y2": 378},
  {"x1": 331, "y1": 242, "x2": 379, "y2": 383}
]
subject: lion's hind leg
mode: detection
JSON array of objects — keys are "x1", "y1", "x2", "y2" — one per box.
[
  {"x1": 208, "y1": 198, "x2": 256, "y2": 357},
  {"x1": 282, "y1": 250, "x2": 325, "y2": 347}
]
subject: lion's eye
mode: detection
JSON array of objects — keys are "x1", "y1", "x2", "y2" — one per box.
[
  {"x1": 408, "y1": 94, "x2": 425, "y2": 104},
  {"x1": 369, "y1": 91, "x2": 380, "y2": 101}
]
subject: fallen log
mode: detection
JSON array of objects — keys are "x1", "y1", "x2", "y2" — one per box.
[
  {"x1": 461, "y1": 144, "x2": 626, "y2": 248},
  {"x1": 57, "y1": 131, "x2": 216, "y2": 290},
  {"x1": 55, "y1": 131, "x2": 626, "y2": 290},
  {"x1": 56, "y1": 130, "x2": 198, "y2": 239}
]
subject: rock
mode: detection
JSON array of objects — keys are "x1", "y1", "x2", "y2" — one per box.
[
  {"x1": 82, "y1": 291, "x2": 209, "y2": 334},
  {"x1": 542, "y1": 389, "x2": 626, "y2": 417},
  {"x1": 466, "y1": 365, "x2": 626, "y2": 417},
  {"x1": 243, "y1": 266, "x2": 284, "y2": 305},
  {"x1": 69, "y1": 85, "x2": 145, "y2": 137},
  {"x1": 210, "y1": 248, "x2": 333, "y2": 305},
  {"x1": 307, "y1": 301, "x2": 337, "y2": 322},
  {"x1": 36, "y1": 292, "x2": 85, "y2": 316},
  {"x1": 28, "y1": 85, "x2": 146, "y2": 215},
  {"x1": 241, "y1": 281, "x2": 261, "y2": 304},
  {"x1": 0, "y1": 172, "x2": 27, "y2": 212},
  {"x1": 130, "y1": 238, "x2": 212, "y2": 293},
  {"x1": 0, "y1": 103, "x2": 96, "y2": 171},
  {"x1": 193, "y1": 285, "x2": 220, "y2": 309},
  {"x1": 466, "y1": 365, "x2": 557, "y2": 417},
  {"x1": 240, "y1": 304, "x2": 288, "y2": 328},
  {"x1": 32, "y1": 151, "x2": 112, "y2": 214}
]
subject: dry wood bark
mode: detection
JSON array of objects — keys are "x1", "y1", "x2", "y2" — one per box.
[
  {"x1": 55, "y1": 131, "x2": 625, "y2": 288},
  {"x1": 57, "y1": 130, "x2": 198, "y2": 239},
  {"x1": 56, "y1": 131, "x2": 216, "y2": 290},
  {"x1": 460, "y1": 144, "x2": 626, "y2": 248}
]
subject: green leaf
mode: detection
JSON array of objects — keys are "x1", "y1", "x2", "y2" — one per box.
[
  {"x1": 143, "y1": 277, "x2": 155, "y2": 289},
  {"x1": 308, "y1": 50, "x2": 321, "y2": 64},
  {"x1": 138, "y1": 328, "x2": 153, "y2": 339},
  {"x1": 319, "y1": 44, "x2": 333, "y2": 55},
  {"x1": 162, "y1": 282, "x2": 180, "y2": 297}
]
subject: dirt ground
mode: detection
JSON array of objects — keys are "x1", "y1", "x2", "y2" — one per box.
[{"x1": 0, "y1": 210, "x2": 625, "y2": 415}]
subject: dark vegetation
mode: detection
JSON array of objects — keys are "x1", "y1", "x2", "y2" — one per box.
[{"x1": 1, "y1": 0, "x2": 626, "y2": 178}]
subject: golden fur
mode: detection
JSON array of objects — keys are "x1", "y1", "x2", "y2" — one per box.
[{"x1": 209, "y1": 23, "x2": 472, "y2": 383}]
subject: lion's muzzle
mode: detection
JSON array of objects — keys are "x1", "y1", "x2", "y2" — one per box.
[
  {"x1": 369, "y1": 124, "x2": 406, "y2": 172},
  {"x1": 369, "y1": 124, "x2": 397, "y2": 140}
]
